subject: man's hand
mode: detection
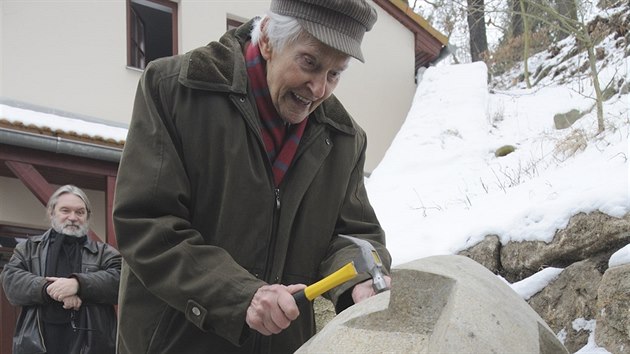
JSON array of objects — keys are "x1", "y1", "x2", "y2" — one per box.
[
  {"x1": 45, "y1": 277, "x2": 79, "y2": 302},
  {"x1": 351, "y1": 275, "x2": 392, "y2": 303},
  {"x1": 62, "y1": 295, "x2": 83, "y2": 310},
  {"x1": 246, "y1": 284, "x2": 306, "y2": 336}
]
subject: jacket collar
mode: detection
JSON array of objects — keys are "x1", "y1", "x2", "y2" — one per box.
[
  {"x1": 36, "y1": 229, "x2": 100, "y2": 254},
  {"x1": 178, "y1": 19, "x2": 252, "y2": 95},
  {"x1": 178, "y1": 19, "x2": 356, "y2": 136}
]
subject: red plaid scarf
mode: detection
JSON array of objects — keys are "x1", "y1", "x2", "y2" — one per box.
[{"x1": 245, "y1": 42, "x2": 307, "y2": 186}]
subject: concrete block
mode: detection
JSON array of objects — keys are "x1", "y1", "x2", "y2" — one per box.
[{"x1": 297, "y1": 255, "x2": 568, "y2": 354}]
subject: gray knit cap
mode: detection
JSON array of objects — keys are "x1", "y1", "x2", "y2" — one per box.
[{"x1": 270, "y1": 0, "x2": 378, "y2": 62}]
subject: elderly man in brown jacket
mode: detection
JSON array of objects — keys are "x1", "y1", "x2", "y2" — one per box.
[{"x1": 113, "y1": 0, "x2": 392, "y2": 353}]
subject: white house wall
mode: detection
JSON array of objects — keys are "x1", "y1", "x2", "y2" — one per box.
[
  {"x1": 179, "y1": 2, "x2": 268, "y2": 51},
  {"x1": 1, "y1": 0, "x2": 418, "y2": 172},
  {"x1": 341, "y1": 4, "x2": 416, "y2": 172},
  {"x1": 1, "y1": 1, "x2": 139, "y2": 125},
  {"x1": 0, "y1": 2, "x2": 4, "y2": 93}
]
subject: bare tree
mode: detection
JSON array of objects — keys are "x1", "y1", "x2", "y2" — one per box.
[
  {"x1": 466, "y1": 0, "x2": 489, "y2": 62},
  {"x1": 554, "y1": 0, "x2": 578, "y2": 39},
  {"x1": 518, "y1": 0, "x2": 606, "y2": 133},
  {"x1": 511, "y1": 0, "x2": 524, "y2": 37},
  {"x1": 412, "y1": 0, "x2": 470, "y2": 63},
  {"x1": 519, "y1": 0, "x2": 532, "y2": 88}
]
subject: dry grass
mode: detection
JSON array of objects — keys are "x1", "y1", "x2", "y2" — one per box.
[
  {"x1": 485, "y1": 29, "x2": 553, "y2": 78},
  {"x1": 554, "y1": 129, "x2": 589, "y2": 160}
]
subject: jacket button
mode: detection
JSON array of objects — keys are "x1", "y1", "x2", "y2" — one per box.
[
  {"x1": 192, "y1": 307, "x2": 201, "y2": 316},
  {"x1": 325, "y1": 138, "x2": 331, "y2": 145},
  {"x1": 239, "y1": 97, "x2": 245, "y2": 102}
]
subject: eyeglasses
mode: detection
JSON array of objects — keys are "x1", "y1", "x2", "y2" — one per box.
[{"x1": 70, "y1": 311, "x2": 97, "y2": 332}]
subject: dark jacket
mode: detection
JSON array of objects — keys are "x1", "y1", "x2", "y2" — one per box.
[
  {"x1": 0, "y1": 229, "x2": 121, "y2": 354},
  {"x1": 113, "y1": 20, "x2": 391, "y2": 354}
]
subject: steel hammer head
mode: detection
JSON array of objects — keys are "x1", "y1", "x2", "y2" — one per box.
[{"x1": 338, "y1": 234, "x2": 389, "y2": 293}]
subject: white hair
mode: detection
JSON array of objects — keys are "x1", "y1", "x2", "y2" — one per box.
[
  {"x1": 250, "y1": 12, "x2": 305, "y2": 53},
  {"x1": 47, "y1": 184, "x2": 91, "y2": 237},
  {"x1": 47, "y1": 184, "x2": 92, "y2": 220}
]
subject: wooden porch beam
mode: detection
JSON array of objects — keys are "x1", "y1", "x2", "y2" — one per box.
[
  {"x1": 0, "y1": 144, "x2": 119, "y2": 177},
  {"x1": 5, "y1": 160, "x2": 55, "y2": 205}
]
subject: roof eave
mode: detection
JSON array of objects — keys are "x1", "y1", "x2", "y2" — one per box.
[{"x1": 374, "y1": 0, "x2": 449, "y2": 69}]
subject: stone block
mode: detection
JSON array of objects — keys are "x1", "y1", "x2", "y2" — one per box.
[{"x1": 297, "y1": 255, "x2": 568, "y2": 354}]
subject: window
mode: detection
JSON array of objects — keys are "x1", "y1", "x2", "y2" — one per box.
[
  {"x1": 127, "y1": 0, "x2": 178, "y2": 70},
  {"x1": 0, "y1": 225, "x2": 45, "y2": 269},
  {"x1": 226, "y1": 14, "x2": 247, "y2": 31}
]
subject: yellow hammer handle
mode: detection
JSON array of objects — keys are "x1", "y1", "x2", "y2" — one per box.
[{"x1": 303, "y1": 262, "x2": 358, "y2": 301}]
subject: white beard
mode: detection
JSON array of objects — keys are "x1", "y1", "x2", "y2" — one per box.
[{"x1": 52, "y1": 220, "x2": 88, "y2": 237}]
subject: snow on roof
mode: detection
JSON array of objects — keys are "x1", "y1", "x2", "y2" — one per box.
[{"x1": 0, "y1": 103, "x2": 128, "y2": 147}]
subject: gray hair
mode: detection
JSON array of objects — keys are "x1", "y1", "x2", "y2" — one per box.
[
  {"x1": 250, "y1": 12, "x2": 305, "y2": 53},
  {"x1": 46, "y1": 184, "x2": 92, "y2": 220}
]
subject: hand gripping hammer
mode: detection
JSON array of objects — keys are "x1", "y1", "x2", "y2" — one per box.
[{"x1": 293, "y1": 234, "x2": 389, "y2": 304}]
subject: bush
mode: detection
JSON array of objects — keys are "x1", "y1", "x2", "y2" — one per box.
[{"x1": 485, "y1": 29, "x2": 552, "y2": 77}]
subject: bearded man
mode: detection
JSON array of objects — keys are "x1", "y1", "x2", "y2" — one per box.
[{"x1": 1, "y1": 184, "x2": 121, "y2": 354}]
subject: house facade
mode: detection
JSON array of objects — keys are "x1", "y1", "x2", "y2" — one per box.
[{"x1": 0, "y1": 1, "x2": 446, "y2": 349}]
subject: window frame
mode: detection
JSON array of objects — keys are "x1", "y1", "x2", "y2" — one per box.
[
  {"x1": 226, "y1": 16, "x2": 245, "y2": 31},
  {"x1": 0, "y1": 225, "x2": 45, "y2": 268},
  {"x1": 126, "y1": 0, "x2": 179, "y2": 70}
]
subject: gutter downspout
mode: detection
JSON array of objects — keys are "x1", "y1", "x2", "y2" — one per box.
[{"x1": 0, "y1": 127, "x2": 122, "y2": 163}]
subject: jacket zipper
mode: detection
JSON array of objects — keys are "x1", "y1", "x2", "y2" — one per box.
[
  {"x1": 254, "y1": 187, "x2": 281, "y2": 354},
  {"x1": 233, "y1": 94, "x2": 282, "y2": 354},
  {"x1": 231, "y1": 94, "x2": 284, "y2": 281},
  {"x1": 262, "y1": 188, "x2": 281, "y2": 283}
]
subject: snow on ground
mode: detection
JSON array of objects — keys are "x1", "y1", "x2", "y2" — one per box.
[{"x1": 366, "y1": 8, "x2": 628, "y2": 352}]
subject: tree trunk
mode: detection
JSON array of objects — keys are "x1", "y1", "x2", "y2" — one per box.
[
  {"x1": 555, "y1": 0, "x2": 578, "y2": 40},
  {"x1": 511, "y1": 0, "x2": 524, "y2": 38},
  {"x1": 555, "y1": 0, "x2": 578, "y2": 20},
  {"x1": 466, "y1": 0, "x2": 489, "y2": 62},
  {"x1": 520, "y1": 0, "x2": 532, "y2": 88},
  {"x1": 586, "y1": 41, "x2": 606, "y2": 133}
]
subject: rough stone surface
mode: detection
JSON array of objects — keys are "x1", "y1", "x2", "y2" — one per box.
[
  {"x1": 455, "y1": 211, "x2": 630, "y2": 352},
  {"x1": 595, "y1": 264, "x2": 630, "y2": 354},
  {"x1": 314, "y1": 297, "x2": 335, "y2": 333},
  {"x1": 313, "y1": 212, "x2": 630, "y2": 352},
  {"x1": 458, "y1": 234, "x2": 501, "y2": 274},
  {"x1": 500, "y1": 211, "x2": 630, "y2": 282},
  {"x1": 527, "y1": 256, "x2": 606, "y2": 353},
  {"x1": 495, "y1": 145, "x2": 516, "y2": 157},
  {"x1": 299, "y1": 255, "x2": 567, "y2": 354},
  {"x1": 554, "y1": 109, "x2": 583, "y2": 129}
]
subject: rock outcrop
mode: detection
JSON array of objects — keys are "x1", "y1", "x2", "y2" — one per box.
[
  {"x1": 595, "y1": 263, "x2": 630, "y2": 354},
  {"x1": 458, "y1": 211, "x2": 630, "y2": 353}
]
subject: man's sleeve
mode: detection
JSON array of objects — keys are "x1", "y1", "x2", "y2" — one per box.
[
  {"x1": 1, "y1": 242, "x2": 49, "y2": 306},
  {"x1": 72, "y1": 243, "x2": 122, "y2": 304},
  {"x1": 112, "y1": 60, "x2": 265, "y2": 346}
]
